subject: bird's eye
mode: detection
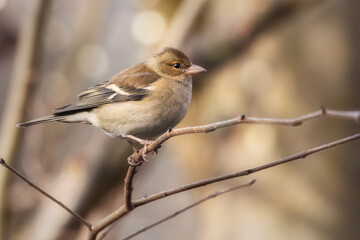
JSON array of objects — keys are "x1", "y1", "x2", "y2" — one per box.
[{"x1": 173, "y1": 63, "x2": 181, "y2": 69}]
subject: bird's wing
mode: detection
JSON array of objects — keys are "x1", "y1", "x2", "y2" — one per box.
[{"x1": 53, "y1": 63, "x2": 160, "y2": 115}]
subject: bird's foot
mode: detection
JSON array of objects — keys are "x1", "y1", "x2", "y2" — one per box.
[
  {"x1": 124, "y1": 135, "x2": 156, "y2": 163},
  {"x1": 127, "y1": 153, "x2": 143, "y2": 166},
  {"x1": 126, "y1": 140, "x2": 146, "y2": 166},
  {"x1": 141, "y1": 144, "x2": 159, "y2": 162}
]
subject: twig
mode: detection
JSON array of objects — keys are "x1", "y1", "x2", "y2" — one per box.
[
  {"x1": 133, "y1": 108, "x2": 360, "y2": 164},
  {"x1": 124, "y1": 165, "x2": 137, "y2": 211},
  {"x1": 89, "y1": 131, "x2": 360, "y2": 238},
  {"x1": 2, "y1": 108, "x2": 358, "y2": 239},
  {"x1": 0, "y1": 158, "x2": 92, "y2": 229},
  {"x1": 88, "y1": 165, "x2": 138, "y2": 240},
  {"x1": 122, "y1": 179, "x2": 256, "y2": 240}
]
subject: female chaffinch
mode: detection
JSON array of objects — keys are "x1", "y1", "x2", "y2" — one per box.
[{"x1": 18, "y1": 47, "x2": 206, "y2": 144}]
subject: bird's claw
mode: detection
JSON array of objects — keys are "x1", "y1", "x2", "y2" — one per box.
[
  {"x1": 127, "y1": 153, "x2": 142, "y2": 166},
  {"x1": 151, "y1": 149, "x2": 158, "y2": 159},
  {"x1": 124, "y1": 135, "x2": 159, "y2": 164},
  {"x1": 142, "y1": 144, "x2": 156, "y2": 162}
]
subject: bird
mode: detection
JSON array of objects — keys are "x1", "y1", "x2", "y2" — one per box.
[{"x1": 17, "y1": 47, "x2": 206, "y2": 148}]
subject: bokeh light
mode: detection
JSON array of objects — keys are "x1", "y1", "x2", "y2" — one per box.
[{"x1": 131, "y1": 10, "x2": 166, "y2": 45}]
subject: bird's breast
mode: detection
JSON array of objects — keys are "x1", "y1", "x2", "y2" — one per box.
[{"x1": 142, "y1": 79, "x2": 192, "y2": 136}]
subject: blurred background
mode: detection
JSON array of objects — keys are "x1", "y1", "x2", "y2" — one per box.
[{"x1": 0, "y1": 0, "x2": 359, "y2": 239}]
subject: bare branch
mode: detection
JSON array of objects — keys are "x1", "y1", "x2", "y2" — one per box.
[
  {"x1": 124, "y1": 165, "x2": 137, "y2": 211},
  {"x1": 0, "y1": 158, "x2": 92, "y2": 229},
  {"x1": 122, "y1": 179, "x2": 256, "y2": 240},
  {"x1": 132, "y1": 132, "x2": 360, "y2": 207},
  {"x1": 90, "y1": 130, "x2": 360, "y2": 238},
  {"x1": 2, "y1": 108, "x2": 359, "y2": 240},
  {"x1": 88, "y1": 165, "x2": 138, "y2": 240},
  {"x1": 132, "y1": 108, "x2": 360, "y2": 164}
]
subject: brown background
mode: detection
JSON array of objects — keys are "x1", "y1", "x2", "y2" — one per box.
[{"x1": 0, "y1": 0, "x2": 359, "y2": 239}]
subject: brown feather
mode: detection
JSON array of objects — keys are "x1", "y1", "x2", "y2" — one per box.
[
  {"x1": 108, "y1": 63, "x2": 161, "y2": 88},
  {"x1": 53, "y1": 63, "x2": 161, "y2": 115}
]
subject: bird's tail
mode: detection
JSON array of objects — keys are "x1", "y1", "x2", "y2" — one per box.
[{"x1": 17, "y1": 115, "x2": 66, "y2": 128}]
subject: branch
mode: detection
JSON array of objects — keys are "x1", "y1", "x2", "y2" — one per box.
[
  {"x1": 122, "y1": 179, "x2": 256, "y2": 240},
  {"x1": 134, "y1": 108, "x2": 360, "y2": 164},
  {"x1": 90, "y1": 131, "x2": 360, "y2": 238},
  {"x1": 133, "y1": 132, "x2": 360, "y2": 207},
  {"x1": 124, "y1": 166, "x2": 137, "y2": 211},
  {"x1": 2, "y1": 108, "x2": 359, "y2": 240},
  {"x1": 0, "y1": 158, "x2": 92, "y2": 229}
]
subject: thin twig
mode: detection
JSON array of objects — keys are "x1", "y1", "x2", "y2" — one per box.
[
  {"x1": 0, "y1": 158, "x2": 92, "y2": 229},
  {"x1": 133, "y1": 108, "x2": 360, "y2": 164},
  {"x1": 122, "y1": 179, "x2": 256, "y2": 240},
  {"x1": 88, "y1": 164, "x2": 138, "y2": 240},
  {"x1": 124, "y1": 166, "x2": 137, "y2": 211}
]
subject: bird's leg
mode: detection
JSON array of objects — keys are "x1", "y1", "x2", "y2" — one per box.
[
  {"x1": 126, "y1": 140, "x2": 143, "y2": 166},
  {"x1": 123, "y1": 135, "x2": 155, "y2": 163},
  {"x1": 127, "y1": 154, "x2": 142, "y2": 166},
  {"x1": 142, "y1": 145, "x2": 151, "y2": 162},
  {"x1": 127, "y1": 140, "x2": 138, "y2": 152},
  {"x1": 122, "y1": 135, "x2": 154, "y2": 145}
]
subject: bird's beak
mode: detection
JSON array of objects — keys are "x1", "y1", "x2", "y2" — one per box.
[{"x1": 186, "y1": 64, "x2": 207, "y2": 75}]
